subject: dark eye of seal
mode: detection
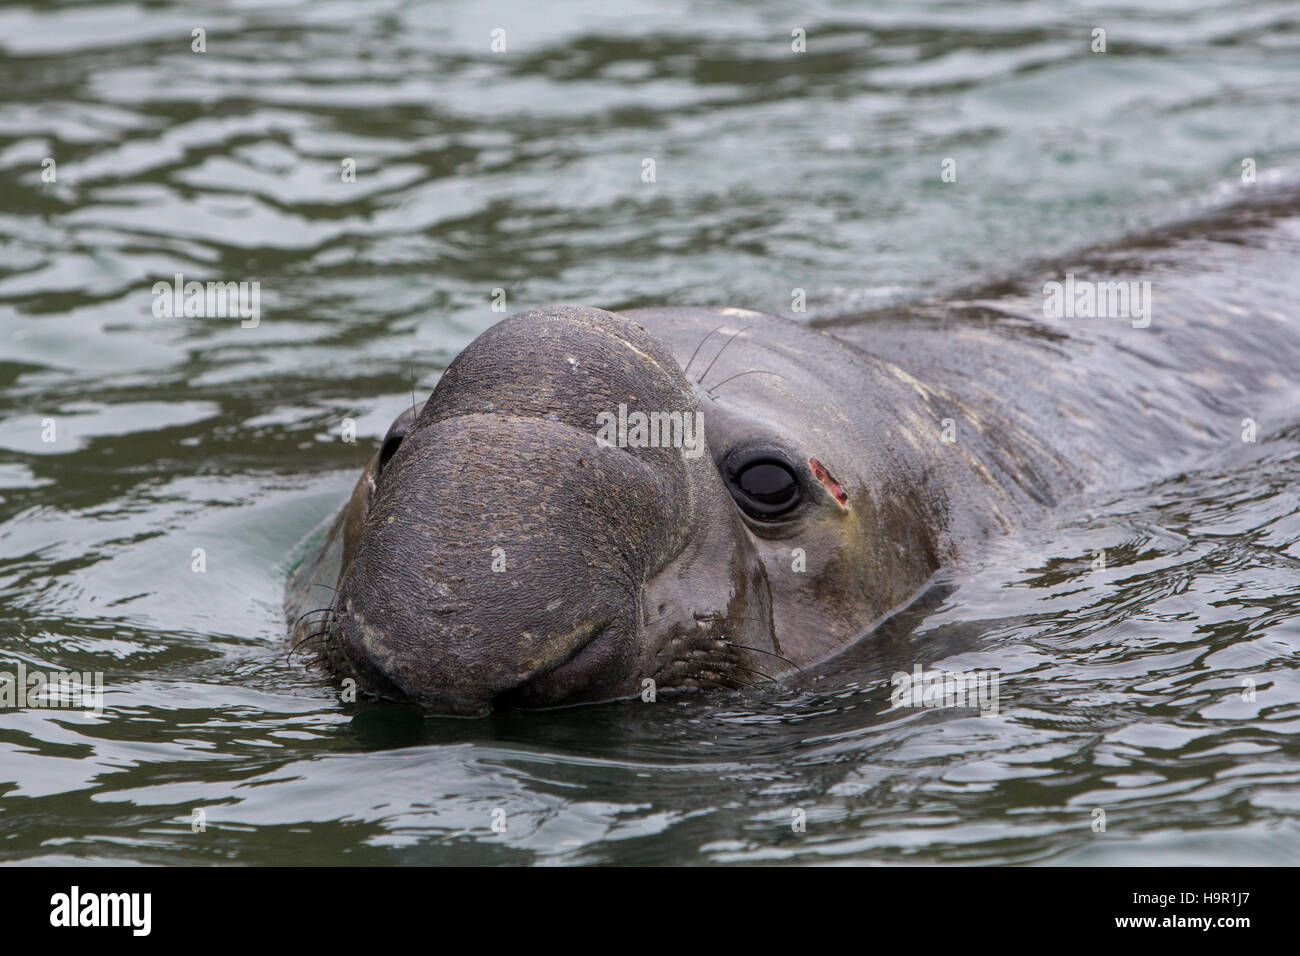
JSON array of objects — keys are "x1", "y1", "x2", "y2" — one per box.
[{"x1": 725, "y1": 451, "x2": 802, "y2": 519}]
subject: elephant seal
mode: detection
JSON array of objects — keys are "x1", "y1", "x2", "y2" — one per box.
[{"x1": 286, "y1": 189, "x2": 1300, "y2": 715}]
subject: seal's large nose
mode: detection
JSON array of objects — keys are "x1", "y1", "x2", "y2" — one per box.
[
  {"x1": 329, "y1": 307, "x2": 706, "y2": 715},
  {"x1": 331, "y1": 413, "x2": 689, "y2": 714}
]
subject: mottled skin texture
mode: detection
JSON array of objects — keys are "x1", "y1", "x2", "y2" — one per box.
[{"x1": 287, "y1": 189, "x2": 1300, "y2": 715}]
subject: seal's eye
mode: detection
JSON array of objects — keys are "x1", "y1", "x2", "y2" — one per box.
[{"x1": 725, "y1": 452, "x2": 802, "y2": 519}]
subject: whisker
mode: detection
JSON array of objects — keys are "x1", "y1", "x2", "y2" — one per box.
[
  {"x1": 727, "y1": 662, "x2": 780, "y2": 683},
  {"x1": 640, "y1": 613, "x2": 800, "y2": 672},
  {"x1": 700, "y1": 670, "x2": 758, "y2": 691},
  {"x1": 292, "y1": 606, "x2": 336, "y2": 630},
  {"x1": 288, "y1": 627, "x2": 330, "y2": 659},
  {"x1": 705, "y1": 369, "x2": 786, "y2": 396},
  {"x1": 696, "y1": 324, "x2": 755, "y2": 386},
  {"x1": 682, "y1": 324, "x2": 728, "y2": 379},
  {"x1": 720, "y1": 640, "x2": 802, "y2": 672},
  {"x1": 679, "y1": 650, "x2": 777, "y2": 687}
]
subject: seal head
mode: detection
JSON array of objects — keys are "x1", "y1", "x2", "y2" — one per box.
[
  {"x1": 302, "y1": 305, "x2": 956, "y2": 715},
  {"x1": 327, "y1": 307, "x2": 781, "y2": 714}
]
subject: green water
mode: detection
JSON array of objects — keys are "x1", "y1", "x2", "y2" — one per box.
[{"x1": 2, "y1": 0, "x2": 1299, "y2": 864}]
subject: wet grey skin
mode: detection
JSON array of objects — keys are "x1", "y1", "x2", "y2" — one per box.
[{"x1": 287, "y1": 189, "x2": 1300, "y2": 716}]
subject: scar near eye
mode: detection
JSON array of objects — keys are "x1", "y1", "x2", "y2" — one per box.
[{"x1": 808, "y1": 457, "x2": 849, "y2": 509}]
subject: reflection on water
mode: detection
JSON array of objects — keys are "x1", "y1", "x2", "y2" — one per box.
[{"x1": 1, "y1": 0, "x2": 1299, "y2": 864}]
